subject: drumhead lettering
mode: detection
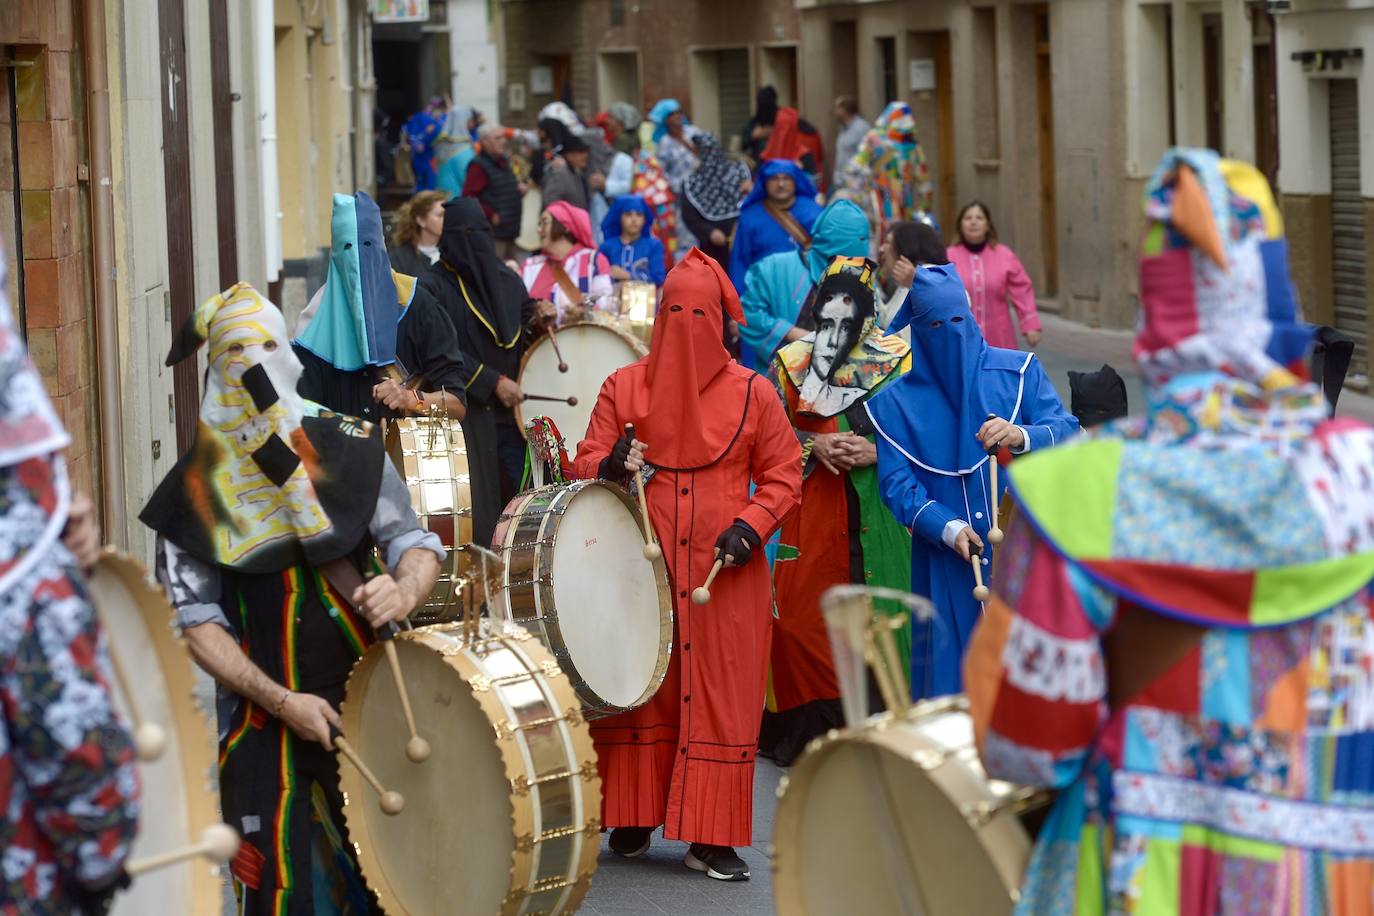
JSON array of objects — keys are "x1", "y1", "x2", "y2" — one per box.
[{"x1": 585, "y1": 537, "x2": 597, "y2": 548}]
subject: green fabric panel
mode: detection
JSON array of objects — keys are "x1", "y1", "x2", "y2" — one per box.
[
  {"x1": 1180, "y1": 825, "x2": 1284, "y2": 862},
  {"x1": 843, "y1": 403, "x2": 914, "y2": 685},
  {"x1": 1011, "y1": 438, "x2": 1123, "y2": 561},
  {"x1": 1134, "y1": 836, "x2": 1182, "y2": 916},
  {"x1": 1074, "y1": 823, "x2": 1106, "y2": 916},
  {"x1": 1252, "y1": 552, "x2": 1374, "y2": 625}
]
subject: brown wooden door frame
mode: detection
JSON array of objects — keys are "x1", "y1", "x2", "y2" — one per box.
[
  {"x1": 160, "y1": 0, "x2": 198, "y2": 454},
  {"x1": 934, "y1": 30, "x2": 955, "y2": 237},
  {"x1": 1034, "y1": 5, "x2": 1057, "y2": 298},
  {"x1": 209, "y1": 0, "x2": 238, "y2": 288}
]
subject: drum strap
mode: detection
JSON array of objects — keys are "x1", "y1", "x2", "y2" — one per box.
[
  {"x1": 317, "y1": 558, "x2": 366, "y2": 612},
  {"x1": 548, "y1": 258, "x2": 586, "y2": 308}
]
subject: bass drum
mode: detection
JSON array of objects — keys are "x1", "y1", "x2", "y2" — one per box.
[
  {"x1": 386, "y1": 415, "x2": 474, "y2": 624},
  {"x1": 492, "y1": 480, "x2": 672, "y2": 716},
  {"x1": 87, "y1": 551, "x2": 224, "y2": 916},
  {"x1": 515, "y1": 322, "x2": 644, "y2": 461},
  {"x1": 773, "y1": 695, "x2": 1042, "y2": 916},
  {"x1": 340, "y1": 620, "x2": 601, "y2": 915}
]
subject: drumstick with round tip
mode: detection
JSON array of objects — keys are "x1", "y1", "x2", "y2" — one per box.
[
  {"x1": 970, "y1": 543, "x2": 990, "y2": 602},
  {"x1": 521, "y1": 393, "x2": 579, "y2": 406},
  {"x1": 546, "y1": 324, "x2": 568, "y2": 373},
  {"x1": 624, "y1": 424, "x2": 662, "y2": 560},
  {"x1": 104, "y1": 640, "x2": 167, "y2": 762},
  {"x1": 125, "y1": 823, "x2": 240, "y2": 877},
  {"x1": 376, "y1": 623, "x2": 431, "y2": 763},
  {"x1": 985, "y1": 413, "x2": 1005, "y2": 545},
  {"x1": 330, "y1": 726, "x2": 405, "y2": 815},
  {"x1": 692, "y1": 559, "x2": 726, "y2": 605}
]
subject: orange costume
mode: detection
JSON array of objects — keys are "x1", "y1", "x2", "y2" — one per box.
[{"x1": 572, "y1": 249, "x2": 802, "y2": 847}]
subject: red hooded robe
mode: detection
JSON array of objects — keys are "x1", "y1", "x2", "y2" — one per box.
[{"x1": 572, "y1": 249, "x2": 802, "y2": 847}]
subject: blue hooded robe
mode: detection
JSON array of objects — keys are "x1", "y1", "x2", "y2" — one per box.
[
  {"x1": 598, "y1": 195, "x2": 666, "y2": 286},
  {"x1": 865, "y1": 264, "x2": 1078, "y2": 699},
  {"x1": 727, "y1": 160, "x2": 822, "y2": 294},
  {"x1": 737, "y1": 199, "x2": 869, "y2": 371}
]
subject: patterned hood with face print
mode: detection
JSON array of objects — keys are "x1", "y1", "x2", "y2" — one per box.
[{"x1": 141, "y1": 283, "x2": 383, "y2": 573}]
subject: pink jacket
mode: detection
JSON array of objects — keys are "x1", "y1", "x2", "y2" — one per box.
[{"x1": 946, "y1": 242, "x2": 1041, "y2": 349}]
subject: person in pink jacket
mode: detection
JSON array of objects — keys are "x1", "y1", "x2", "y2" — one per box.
[{"x1": 945, "y1": 201, "x2": 1043, "y2": 349}]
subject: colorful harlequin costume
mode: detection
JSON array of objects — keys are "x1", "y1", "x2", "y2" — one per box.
[
  {"x1": 965, "y1": 151, "x2": 1374, "y2": 914},
  {"x1": 762, "y1": 257, "x2": 913, "y2": 765},
  {"x1": 572, "y1": 250, "x2": 802, "y2": 848},
  {"x1": 867, "y1": 263, "x2": 1077, "y2": 700},
  {"x1": 839, "y1": 101, "x2": 932, "y2": 230},
  {"x1": 0, "y1": 245, "x2": 140, "y2": 912},
  {"x1": 143, "y1": 284, "x2": 443, "y2": 915}
]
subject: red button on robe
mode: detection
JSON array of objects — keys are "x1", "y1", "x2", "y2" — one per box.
[{"x1": 570, "y1": 249, "x2": 802, "y2": 847}]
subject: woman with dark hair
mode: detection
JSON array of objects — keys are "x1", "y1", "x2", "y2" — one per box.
[
  {"x1": 946, "y1": 200, "x2": 1043, "y2": 349},
  {"x1": 877, "y1": 219, "x2": 947, "y2": 336}
]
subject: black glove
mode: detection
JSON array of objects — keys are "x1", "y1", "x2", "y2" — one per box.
[
  {"x1": 714, "y1": 521, "x2": 761, "y2": 567},
  {"x1": 599, "y1": 426, "x2": 638, "y2": 482},
  {"x1": 66, "y1": 868, "x2": 131, "y2": 916}
]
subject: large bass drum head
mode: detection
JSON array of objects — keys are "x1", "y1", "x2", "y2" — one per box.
[
  {"x1": 516, "y1": 323, "x2": 643, "y2": 460},
  {"x1": 88, "y1": 552, "x2": 222, "y2": 916},
  {"x1": 774, "y1": 706, "x2": 1030, "y2": 916},
  {"x1": 551, "y1": 483, "x2": 670, "y2": 709},
  {"x1": 342, "y1": 638, "x2": 514, "y2": 914}
]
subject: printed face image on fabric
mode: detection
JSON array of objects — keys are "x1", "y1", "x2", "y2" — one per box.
[{"x1": 812, "y1": 293, "x2": 859, "y2": 382}]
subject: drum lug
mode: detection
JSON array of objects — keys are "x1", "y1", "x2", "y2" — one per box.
[
  {"x1": 514, "y1": 817, "x2": 604, "y2": 853},
  {"x1": 960, "y1": 786, "x2": 1054, "y2": 828},
  {"x1": 503, "y1": 574, "x2": 553, "y2": 590},
  {"x1": 511, "y1": 760, "x2": 598, "y2": 796}
]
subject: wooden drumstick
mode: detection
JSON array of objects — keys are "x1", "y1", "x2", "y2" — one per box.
[
  {"x1": 376, "y1": 623, "x2": 431, "y2": 763},
  {"x1": 331, "y1": 726, "x2": 405, "y2": 815},
  {"x1": 521, "y1": 393, "x2": 579, "y2": 405},
  {"x1": 986, "y1": 414, "x2": 1004, "y2": 545},
  {"x1": 625, "y1": 424, "x2": 662, "y2": 560},
  {"x1": 105, "y1": 640, "x2": 167, "y2": 762},
  {"x1": 970, "y1": 543, "x2": 990, "y2": 602},
  {"x1": 546, "y1": 325, "x2": 568, "y2": 373},
  {"x1": 126, "y1": 823, "x2": 240, "y2": 877},
  {"x1": 692, "y1": 559, "x2": 725, "y2": 605}
]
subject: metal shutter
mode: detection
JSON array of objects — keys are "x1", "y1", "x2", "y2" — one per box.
[
  {"x1": 717, "y1": 50, "x2": 752, "y2": 144},
  {"x1": 1330, "y1": 79, "x2": 1368, "y2": 380}
]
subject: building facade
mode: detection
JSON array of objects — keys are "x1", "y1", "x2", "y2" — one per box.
[
  {"x1": 498, "y1": 0, "x2": 802, "y2": 142},
  {"x1": 2, "y1": 0, "x2": 379, "y2": 561}
]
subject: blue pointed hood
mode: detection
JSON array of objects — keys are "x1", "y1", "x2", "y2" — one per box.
[
  {"x1": 295, "y1": 191, "x2": 408, "y2": 371},
  {"x1": 868, "y1": 263, "x2": 1005, "y2": 474},
  {"x1": 740, "y1": 159, "x2": 818, "y2": 213}
]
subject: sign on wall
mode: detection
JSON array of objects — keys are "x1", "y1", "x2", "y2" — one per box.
[
  {"x1": 373, "y1": 0, "x2": 430, "y2": 23},
  {"x1": 909, "y1": 59, "x2": 936, "y2": 93}
]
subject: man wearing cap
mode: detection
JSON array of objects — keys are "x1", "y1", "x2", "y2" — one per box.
[
  {"x1": 463, "y1": 122, "x2": 526, "y2": 261},
  {"x1": 541, "y1": 132, "x2": 604, "y2": 212}
]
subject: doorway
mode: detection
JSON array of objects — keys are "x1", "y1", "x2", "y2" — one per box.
[
  {"x1": 1034, "y1": 6, "x2": 1058, "y2": 297},
  {"x1": 597, "y1": 50, "x2": 641, "y2": 110},
  {"x1": 907, "y1": 30, "x2": 954, "y2": 232},
  {"x1": 689, "y1": 47, "x2": 752, "y2": 140},
  {"x1": 1330, "y1": 78, "x2": 1367, "y2": 381},
  {"x1": 759, "y1": 45, "x2": 798, "y2": 108}
]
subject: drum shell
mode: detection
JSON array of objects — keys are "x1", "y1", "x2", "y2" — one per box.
[
  {"x1": 340, "y1": 621, "x2": 601, "y2": 915},
  {"x1": 87, "y1": 551, "x2": 224, "y2": 916},
  {"x1": 386, "y1": 416, "x2": 474, "y2": 624},
  {"x1": 611, "y1": 280, "x2": 657, "y2": 349},
  {"x1": 491, "y1": 480, "x2": 672, "y2": 718},
  {"x1": 773, "y1": 696, "x2": 1035, "y2": 916}
]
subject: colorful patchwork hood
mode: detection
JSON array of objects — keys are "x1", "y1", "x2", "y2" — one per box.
[
  {"x1": 1009, "y1": 153, "x2": 1374, "y2": 630},
  {"x1": 141, "y1": 283, "x2": 382, "y2": 573},
  {"x1": 840, "y1": 100, "x2": 933, "y2": 224}
]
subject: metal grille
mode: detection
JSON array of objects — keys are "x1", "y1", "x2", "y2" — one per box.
[
  {"x1": 1330, "y1": 79, "x2": 1368, "y2": 381},
  {"x1": 716, "y1": 49, "x2": 751, "y2": 145}
]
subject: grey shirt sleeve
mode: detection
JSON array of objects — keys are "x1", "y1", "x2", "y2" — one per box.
[
  {"x1": 371, "y1": 459, "x2": 446, "y2": 572},
  {"x1": 155, "y1": 536, "x2": 231, "y2": 631}
]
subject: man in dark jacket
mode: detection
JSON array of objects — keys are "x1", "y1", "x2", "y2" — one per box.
[{"x1": 462, "y1": 123, "x2": 525, "y2": 260}]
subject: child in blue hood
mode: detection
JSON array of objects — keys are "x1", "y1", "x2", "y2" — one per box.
[{"x1": 599, "y1": 194, "x2": 667, "y2": 287}]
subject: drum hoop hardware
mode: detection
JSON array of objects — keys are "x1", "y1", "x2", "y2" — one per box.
[
  {"x1": 501, "y1": 574, "x2": 554, "y2": 590},
  {"x1": 511, "y1": 760, "x2": 598, "y2": 796},
  {"x1": 494, "y1": 706, "x2": 584, "y2": 741},
  {"x1": 960, "y1": 786, "x2": 1054, "y2": 828},
  {"x1": 514, "y1": 819, "x2": 603, "y2": 853},
  {"x1": 502, "y1": 871, "x2": 595, "y2": 905}
]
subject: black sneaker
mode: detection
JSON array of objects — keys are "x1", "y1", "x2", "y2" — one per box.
[
  {"x1": 684, "y1": 843, "x2": 750, "y2": 881},
  {"x1": 608, "y1": 827, "x2": 652, "y2": 858}
]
